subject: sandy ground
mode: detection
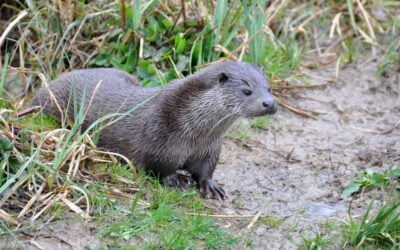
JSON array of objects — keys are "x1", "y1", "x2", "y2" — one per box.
[
  {"x1": 1, "y1": 58, "x2": 399, "y2": 249},
  {"x1": 213, "y1": 58, "x2": 400, "y2": 249}
]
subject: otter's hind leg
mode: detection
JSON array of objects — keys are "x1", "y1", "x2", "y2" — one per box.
[
  {"x1": 144, "y1": 159, "x2": 195, "y2": 190},
  {"x1": 162, "y1": 173, "x2": 195, "y2": 190}
]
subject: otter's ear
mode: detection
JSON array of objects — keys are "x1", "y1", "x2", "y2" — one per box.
[{"x1": 218, "y1": 73, "x2": 229, "y2": 84}]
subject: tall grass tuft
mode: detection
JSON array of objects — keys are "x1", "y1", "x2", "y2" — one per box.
[{"x1": 343, "y1": 197, "x2": 400, "y2": 248}]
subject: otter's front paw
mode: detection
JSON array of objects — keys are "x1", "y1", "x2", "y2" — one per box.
[
  {"x1": 162, "y1": 173, "x2": 196, "y2": 190},
  {"x1": 199, "y1": 179, "x2": 226, "y2": 200}
]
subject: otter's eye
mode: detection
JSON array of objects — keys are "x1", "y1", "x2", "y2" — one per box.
[
  {"x1": 268, "y1": 88, "x2": 271, "y2": 93},
  {"x1": 242, "y1": 89, "x2": 252, "y2": 96}
]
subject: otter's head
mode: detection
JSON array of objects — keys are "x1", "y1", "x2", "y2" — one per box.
[{"x1": 207, "y1": 61, "x2": 277, "y2": 118}]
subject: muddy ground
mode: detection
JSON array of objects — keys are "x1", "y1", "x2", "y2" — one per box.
[{"x1": 2, "y1": 57, "x2": 399, "y2": 249}]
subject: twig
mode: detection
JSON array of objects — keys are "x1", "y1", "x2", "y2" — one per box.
[
  {"x1": 14, "y1": 106, "x2": 41, "y2": 117},
  {"x1": 185, "y1": 212, "x2": 256, "y2": 218},
  {"x1": 181, "y1": 0, "x2": 187, "y2": 26},
  {"x1": 247, "y1": 211, "x2": 262, "y2": 229},
  {"x1": 167, "y1": 5, "x2": 184, "y2": 36},
  {"x1": 265, "y1": 175, "x2": 275, "y2": 184},
  {"x1": 349, "y1": 119, "x2": 400, "y2": 135},
  {"x1": 275, "y1": 97, "x2": 318, "y2": 119},
  {"x1": 120, "y1": 0, "x2": 126, "y2": 28},
  {"x1": 275, "y1": 83, "x2": 328, "y2": 90},
  {"x1": 29, "y1": 240, "x2": 44, "y2": 250},
  {"x1": 341, "y1": 136, "x2": 364, "y2": 150}
]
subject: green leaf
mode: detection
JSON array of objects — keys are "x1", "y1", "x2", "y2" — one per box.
[
  {"x1": 132, "y1": 0, "x2": 142, "y2": 30},
  {"x1": 175, "y1": 34, "x2": 186, "y2": 55},
  {"x1": 161, "y1": 18, "x2": 172, "y2": 29},
  {"x1": 386, "y1": 166, "x2": 400, "y2": 178},
  {"x1": 341, "y1": 183, "x2": 361, "y2": 198},
  {"x1": 0, "y1": 136, "x2": 13, "y2": 152}
]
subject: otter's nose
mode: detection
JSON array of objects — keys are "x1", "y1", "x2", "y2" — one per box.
[
  {"x1": 262, "y1": 100, "x2": 277, "y2": 113},
  {"x1": 262, "y1": 101, "x2": 275, "y2": 109}
]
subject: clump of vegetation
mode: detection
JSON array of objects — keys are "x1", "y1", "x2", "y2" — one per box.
[
  {"x1": 259, "y1": 214, "x2": 284, "y2": 228},
  {"x1": 341, "y1": 166, "x2": 400, "y2": 198},
  {"x1": 298, "y1": 231, "x2": 331, "y2": 250},
  {"x1": 343, "y1": 196, "x2": 400, "y2": 248},
  {"x1": 250, "y1": 116, "x2": 270, "y2": 129}
]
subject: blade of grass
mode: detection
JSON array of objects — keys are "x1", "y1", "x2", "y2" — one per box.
[{"x1": 0, "y1": 53, "x2": 9, "y2": 98}]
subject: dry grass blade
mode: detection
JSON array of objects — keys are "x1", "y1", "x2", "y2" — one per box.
[
  {"x1": 356, "y1": 0, "x2": 377, "y2": 42},
  {"x1": 105, "y1": 190, "x2": 134, "y2": 200},
  {"x1": 30, "y1": 193, "x2": 59, "y2": 222},
  {"x1": 61, "y1": 196, "x2": 85, "y2": 217},
  {"x1": 37, "y1": 73, "x2": 65, "y2": 125},
  {"x1": 91, "y1": 150, "x2": 137, "y2": 179},
  {"x1": 1, "y1": 115, "x2": 140, "y2": 224},
  {"x1": 66, "y1": 143, "x2": 85, "y2": 180},
  {"x1": 91, "y1": 173, "x2": 136, "y2": 185},
  {"x1": 329, "y1": 13, "x2": 342, "y2": 39},
  {"x1": 0, "y1": 10, "x2": 28, "y2": 48},
  {"x1": 0, "y1": 173, "x2": 31, "y2": 207},
  {"x1": 17, "y1": 182, "x2": 46, "y2": 218},
  {"x1": 69, "y1": 185, "x2": 90, "y2": 218},
  {"x1": 0, "y1": 208, "x2": 20, "y2": 225}
]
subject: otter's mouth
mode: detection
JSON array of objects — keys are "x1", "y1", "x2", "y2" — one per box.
[
  {"x1": 244, "y1": 107, "x2": 278, "y2": 118},
  {"x1": 264, "y1": 107, "x2": 278, "y2": 115}
]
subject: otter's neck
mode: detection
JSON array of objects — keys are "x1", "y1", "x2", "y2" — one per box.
[{"x1": 159, "y1": 75, "x2": 240, "y2": 142}]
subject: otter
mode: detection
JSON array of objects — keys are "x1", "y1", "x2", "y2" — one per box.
[{"x1": 29, "y1": 61, "x2": 277, "y2": 200}]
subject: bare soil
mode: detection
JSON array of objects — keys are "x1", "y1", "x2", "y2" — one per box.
[
  {"x1": 213, "y1": 57, "x2": 400, "y2": 249},
  {"x1": 1, "y1": 58, "x2": 399, "y2": 249}
]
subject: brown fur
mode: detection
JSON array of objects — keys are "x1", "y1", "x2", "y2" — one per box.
[{"x1": 29, "y1": 61, "x2": 277, "y2": 199}]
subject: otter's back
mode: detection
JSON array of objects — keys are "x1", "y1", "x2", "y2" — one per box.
[{"x1": 30, "y1": 68, "x2": 157, "y2": 127}]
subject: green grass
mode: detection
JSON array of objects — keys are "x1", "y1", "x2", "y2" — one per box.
[
  {"x1": 298, "y1": 231, "x2": 331, "y2": 250},
  {"x1": 95, "y1": 171, "x2": 235, "y2": 249},
  {"x1": 0, "y1": 53, "x2": 9, "y2": 100},
  {"x1": 377, "y1": 39, "x2": 400, "y2": 76},
  {"x1": 225, "y1": 120, "x2": 250, "y2": 141},
  {"x1": 13, "y1": 113, "x2": 60, "y2": 132},
  {"x1": 84, "y1": 0, "x2": 304, "y2": 86},
  {"x1": 225, "y1": 117, "x2": 272, "y2": 141},
  {"x1": 342, "y1": 195, "x2": 400, "y2": 249},
  {"x1": 78, "y1": 162, "x2": 233, "y2": 249},
  {"x1": 339, "y1": 167, "x2": 400, "y2": 248},
  {"x1": 259, "y1": 215, "x2": 284, "y2": 229},
  {"x1": 250, "y1": 116, "x2": 270, "y2": 129}
]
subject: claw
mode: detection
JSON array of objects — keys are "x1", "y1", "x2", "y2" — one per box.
[{"x1": 198, "y1": 179, "x2": 226, "y2": 200}]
